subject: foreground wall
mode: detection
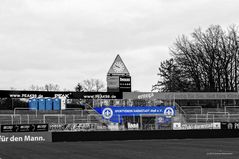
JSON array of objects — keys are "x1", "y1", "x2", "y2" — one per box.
[
  {"x1": 52, "y1": 129, "x2": 239, "y2": 142},
  {"x1": 0, "y1": 132, "x2": 52, "y2": 143}
]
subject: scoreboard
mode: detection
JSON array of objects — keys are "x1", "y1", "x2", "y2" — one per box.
[
  {"x1": 119, "y1": 76, "x2": 131, "y2": 92},
  {"x1": 107, "y1": 75, "x2": 131, "y2": 92}
]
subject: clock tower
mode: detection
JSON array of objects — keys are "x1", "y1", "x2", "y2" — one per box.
[{"x1": 107, "y1": 55, "x2": 131, "y2": 92}]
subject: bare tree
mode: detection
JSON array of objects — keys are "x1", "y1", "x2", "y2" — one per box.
[
  {"x1": 152, "y1": 58, "x2": 194, "y2": 92},
  {"x1": 95, "y1": 79, "x2": 105, "y2": 92},
  {"x1": 76, "y1": 79, "x2": 105, "y2": 92},
  {"x1": 75, "y1": 83, "x2": 84, "y2": 92},
  {"x1": 44, "y1": 83, "x2": 60, "y2": 91},
  {"x1": 29, "y1": 84, "x2": 44, "y2": 91},
  {"x1": 154, "y1": 25, "x2": 239, "y2": 92},
  {"x1": 29, "y1": 83, "x2": 60, "y2": 91}
]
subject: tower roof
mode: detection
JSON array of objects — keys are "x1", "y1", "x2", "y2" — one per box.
[{"x1": 107, "y1": 55, "x2": 130, "y2": 75}]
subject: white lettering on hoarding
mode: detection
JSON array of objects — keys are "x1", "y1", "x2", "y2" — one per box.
[
  {"x1": 127, "y1": 123, "x2": 139, "y2": 129},
  {"x1": 180, "y1": 123, "x2": 213, "y2": 130},
  {"x1": 234, "y1": 123, "x2": 239, "y2": 129},
  {"x1": 54, "y1": 94, "x2": 70, "y2": 98},
  {"x1": 108, "y1": 123, "x2": 119, "y2": 131},
  {"x1": 0, "y1": 135, "x2": 46, "y2": 142},
  {"x1": 120, "y1": 78, "x2": 130, "y2": 82},
  {"x1": 83, "y1": 94, "x2": 117, "y2": 99},
  {"x1": 138, "y1": 93, "x2": 154, "y2": 99},
  {"x1": 24, "y1": 135, "x2": 45, "y2": 142},
  {"x1": 173, "y1": 123, "x2": 218, "y2": 130},
  {"x1": 114, "y1": 108, "x2": 162, "y2": 113},
  {"x1": 10, "y1": 136, "x2": 23, "y2": 142},
  {"x1": 0, "y1": 136, "x2": 9, "y2": 142}
]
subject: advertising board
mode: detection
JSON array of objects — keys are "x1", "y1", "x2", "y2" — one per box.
[
  {"x1": 1, "y1": 124, "x2": 48, "y2": 133},
  {"x1": 127, "y1": 122, "x2": 139, "y2": 130},
  {"x1": 173, "y1": 123, "x2": 182, "y2": 130},
  {"x1": 123, "y1": 92, "x2": 239, "y2": 100},
  {"x1": 49, "y1": 123, "x2": 97, "y2": 132},
  {"x1": 213, "y1": 122, "x2": 221, "y2": 129},
  {"x1": 49, "y1": 124, "x2": 66, "y2": 131},
  {"x1": 108, "y1": 123, "x2": 120, "y2": 131},
  {"x1": 221, "y1": 122, "x2": 239, "y2": 130},
  {"x1": 94, "y1": 106, "x2": 176, "y2": 123},
  {"x1": 172, "y1": 123, "x2": 221, "y2": 130},
  {"x1": 0, "y1": 132, "x2": 52, "y2": 143},
  {"x1": 0, "y1": 90, "x2": 123, "y2": 99}
]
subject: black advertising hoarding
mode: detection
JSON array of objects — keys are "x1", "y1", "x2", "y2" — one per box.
[
  {"x1": 221, "y1": 122, "x2": 239, "y2": 130},
  {"x1": 72, "y1": 92, "x2": 123, "y2": 99},
  {"x1": 3, "y1": 90, "x2": 239, "y2": 99},
  {"x1": 0, "y1": 90, "x2": 73, "y2": 98},
  {"x1": 34, "y1": 124, "x2": 49, "y2": 131},
  {"x1": 0, "y1": 125, "x2": 16, "y2": 133},
  {"x1": 0, "y1": 90, "x2": 123, "y2": 99},
  {"x1": 1, "y1": 124, "x2": 48, "y2": 133},
  {"x1": 0, "y1": 132, "x2": 52, "y2": 143}
]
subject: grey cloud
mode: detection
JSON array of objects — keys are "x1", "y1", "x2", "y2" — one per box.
[{"x1": 0, "y1": 0, "x2": 239, "y2": 91}]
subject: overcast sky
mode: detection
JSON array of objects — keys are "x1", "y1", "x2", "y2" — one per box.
[{"x1": 0, "y1": 0, "x2": 238, "y2": 92}]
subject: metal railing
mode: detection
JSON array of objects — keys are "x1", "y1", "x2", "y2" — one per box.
[
  {"x1": 2, "y1": 106, "x2": 239, "y2": 131},
  {"x1": 14, "y1": 108, "x2": 38, "y2": 117},
  {"x1": 181, "y1": 106, "x2": 203, "y2": 114},
  {"x1": 224, "y1": 106, "x2": 239, "y2": 114}
]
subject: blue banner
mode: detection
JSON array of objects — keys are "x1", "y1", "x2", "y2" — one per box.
[{"x1": 94, "y1": 106, "x2": 176, "y2": 123}]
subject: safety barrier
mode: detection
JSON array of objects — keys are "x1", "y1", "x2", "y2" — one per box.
[{"x1": 1, "y1": 122, "x2": 239, "y2": 142}]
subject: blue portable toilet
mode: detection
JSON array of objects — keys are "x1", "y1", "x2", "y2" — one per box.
[
  {"x1": 38, "y1": 98, "x2": 46, "y2": 110},
  {"x1": 45, "y1": 98, "x2": 53, "y2": 110},
  {"x1": 29, "y1": 98, "x2": 38, "y2": 110},
  {"x1": 53, "y1": 98, "x2": 61, "y2": 110},
  {"x1": 28, "y1": 98, "x2": 32, "y2": 109}
]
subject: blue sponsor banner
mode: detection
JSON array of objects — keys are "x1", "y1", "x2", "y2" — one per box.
[{"x1": 94, "y1": 106, "x2": 176, "y2": 123}]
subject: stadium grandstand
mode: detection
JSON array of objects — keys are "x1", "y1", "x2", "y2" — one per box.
[{"x1": 1, "y1": 90, "x2": 239, "y2": 132}]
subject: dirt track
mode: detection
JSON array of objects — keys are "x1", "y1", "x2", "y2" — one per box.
[{"x1": 0, "y1": 138, "x2": 239, "y2": 159}]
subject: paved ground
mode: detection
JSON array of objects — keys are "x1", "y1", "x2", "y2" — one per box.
[{"x1": 0, "y1": 138, "x2": 239, "y2": 159}]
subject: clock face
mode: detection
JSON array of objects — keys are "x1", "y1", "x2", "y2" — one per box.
[{"x1": 113, "y1": 61, "x2": 125, "y2": 73}]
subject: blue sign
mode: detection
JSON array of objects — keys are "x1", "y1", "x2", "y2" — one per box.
[{"x1": 94, "y1": 106, "x2": 176, "y2": 123}]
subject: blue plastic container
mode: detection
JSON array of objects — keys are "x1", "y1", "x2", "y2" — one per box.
[
  {"x1": 38, "y1": 98, "x2": 46, "y2": 110},
  {"x1": 29, "y1": 98, "x2": 38, "y2": 110},
  {"x1": 53, "y1": 98, "x2": 61, "y2": 110},
  {"x1": 28, "y1": 99, "x2": 32, "y2": 109},
  {"x1": 45, "y1": 98, "x2": 53, "y2": 110}
]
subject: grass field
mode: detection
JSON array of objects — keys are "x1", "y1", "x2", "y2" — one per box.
[{"x1": 0, "y1": 138, "x2": 239, "y2": 159}]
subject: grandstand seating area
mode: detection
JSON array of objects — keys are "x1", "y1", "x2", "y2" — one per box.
[
  {"x1": 1, "y1": 102, "x2": 239, "y2": 128},
  {"x1": 179, "y1": 105, "x2": 239, "y2": 123}
]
